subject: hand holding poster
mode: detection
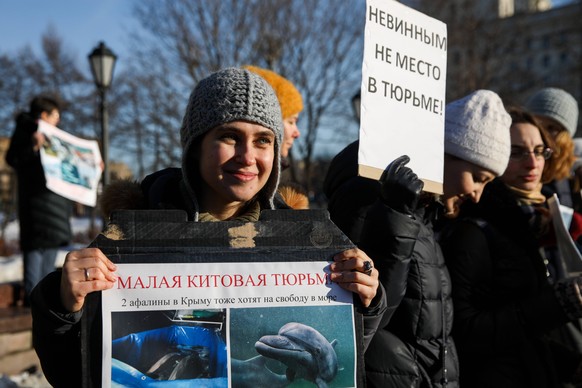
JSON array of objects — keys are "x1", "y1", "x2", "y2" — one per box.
[
  {"x1": 37, "y1": 120, "x2": 103, "y2": 207},
  {"x1": 359, "y1": 0, "x2": 447, "y2": 193}
]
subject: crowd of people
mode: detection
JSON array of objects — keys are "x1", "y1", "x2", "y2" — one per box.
[{"x1": 7, "y1": 62, "x2": 582, "y2": 387}]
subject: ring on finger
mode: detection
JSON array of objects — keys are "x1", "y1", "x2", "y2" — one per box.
[
  {"x1": 363, "y1": 261, "x2": 373, "y2": 276},
  {"x1": 84, "y1": 268, "x2": 90, "y2": 282}
]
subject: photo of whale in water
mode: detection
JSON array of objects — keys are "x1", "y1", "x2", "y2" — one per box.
[{"x1": 108, "y1": 305, "x2": 355, "y2": 387}]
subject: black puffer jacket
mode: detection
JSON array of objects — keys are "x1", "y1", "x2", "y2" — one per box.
[
  {"x1": 5, "y1": 112, "x2": 71, "y2": 250},
  {"x1": 440, "y1": 179, "x2": 579, "y2": 387},
  {"x1": 361, "y1": 201, "x2": 459, "y2": 388},
  {"x1": 325, "y1": 141, "x2": 459, "y2": 387},
  {"x1": 323, "y1": 141, "x2": 379, "y2": 245}
]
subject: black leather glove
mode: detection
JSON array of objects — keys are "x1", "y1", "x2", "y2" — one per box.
[{"x1": 379, "y1": 155, "x2": 424, "y2": 216}]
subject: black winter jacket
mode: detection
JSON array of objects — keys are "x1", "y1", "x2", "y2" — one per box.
[
  {"x1": 361, "y1": 202, "x2": 459, "y2": 388},
  {"x1": 440, "y1": 179, "x2": 579, "y2": 387},
  {"x1": 325, "y1": 141, "x2": 459, "y2": 387},
  {"x1": 5, "y1": 112, "x2": 71, "y2": 250}
]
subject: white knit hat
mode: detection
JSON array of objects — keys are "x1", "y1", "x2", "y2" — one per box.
[
  {"x1": 525, "y1": 87, "x2": 579, "y2": 136},
  {"x1": 444, "y1": 90, "x2": 512, "y2": 176}
]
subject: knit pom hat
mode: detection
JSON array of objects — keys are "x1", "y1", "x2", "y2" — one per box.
[
  {"x1": 445, "y1": 90, "x2": 512, "y2": 176},
  {"x1": 180, "y1": 67, "x2": 284, "y2": 217},
  {"x1": 243, "y1": 65, "x2": 303, "y2": 119},
  {"x1": 525, "y1": 87, "x2": 579, "y2": 136}
]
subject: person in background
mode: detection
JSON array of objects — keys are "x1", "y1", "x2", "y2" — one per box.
[
  {"x1": 5, "y1": 95, "x2": 72, "y2": 304},
  {"x1": 325, "y1": 89, "x2": 512, "y2": 387},
  {"x1": 525, "y1": 87, "x2": 580, "y2": 211},
  {"x1": 440, "y1": 106, "x2": 582, "y2": 387},
  {"x1": 30, "y1": 68, "x2": 385, "y2": 387},
  {"x1": 243, "y1": 65, "x2": 308, "y2": 209},
  {"x1": 243, "y1": 65, "x2": 303, "y2": 164},
  {"x1": 571, "y1": 137, "x2": 582, "y2": 211}
]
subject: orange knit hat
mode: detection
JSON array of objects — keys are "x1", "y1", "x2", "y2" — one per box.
[{"x1": 243, "y1": 65, "x2": 303, "y2": 119}]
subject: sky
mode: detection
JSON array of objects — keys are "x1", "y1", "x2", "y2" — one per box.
[
  {"x1": 0, "y1": 0, "x2": 136, "y2": 70},
  {"x1": 1, "y1": 0, "x2": 575, "y2": 54},
  {"x1": 0, "y1": 0, "x2": 575, "y2": 72}
]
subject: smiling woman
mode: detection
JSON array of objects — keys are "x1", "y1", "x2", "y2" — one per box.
[
  {"x1": 29, "y1": 67, "x2": 386, "y2": 387},
  {"x1": 197, "y1": 123, "x2": 276, "y2": 220}
]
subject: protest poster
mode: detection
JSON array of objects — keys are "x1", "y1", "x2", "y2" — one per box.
[
  {"x1": 547, "y1": 194, "x2": 582, "y2": 277},
  {"x1": 80, "y1": 209, "x2": 364, "y2": 388},
  {"x1": 358, "y1": 0, "x2": 447, "y2": 194},
  {"x1": 37, "y1": 120, "x2": 103, "y2": 207}
]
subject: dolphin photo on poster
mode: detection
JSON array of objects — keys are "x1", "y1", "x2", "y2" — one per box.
[{"x1": 230, "y1": 305, "x2": 355, "y2": 388}]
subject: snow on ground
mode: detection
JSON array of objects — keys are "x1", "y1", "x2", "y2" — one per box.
[
  {"x1": 0, "y1": 217, "x2": 101, "y2": 387},
  {"x1": 0, "y1": 217, "x2": 102, "y2": 283}
]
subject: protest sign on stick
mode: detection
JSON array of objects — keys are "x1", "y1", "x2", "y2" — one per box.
[
  {"x1": 359, "y1": 0, "x2": 447, "y2": 193},
  {"x1": 37, "y1": 120, "x2": 103, "y2": 207}
]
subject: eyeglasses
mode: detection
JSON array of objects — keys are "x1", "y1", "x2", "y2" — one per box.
[{"x1": 509, "y1": 146, "x2": 553, "y2": 161}]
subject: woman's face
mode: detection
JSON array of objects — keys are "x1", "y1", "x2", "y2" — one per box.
[
  {"x1": 443, "y1": 157, "x2": 496, "y2": 218},
  {"x1": 501, "y1": 122, "x2": 546, "y2": 191},
  {"x1": 281, "y1": 114, "x2": 300, "y2": 158},
  {"x1": 198, "y1": 121, "x2": 275, "y2": 215}
]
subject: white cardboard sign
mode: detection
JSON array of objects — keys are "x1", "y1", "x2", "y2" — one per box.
[{"x1": 359, "y1": 0, "x2": 447, "y2": 194}]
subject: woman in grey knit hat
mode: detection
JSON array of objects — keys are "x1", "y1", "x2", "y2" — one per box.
[{"x1": 30, "y1": 68, "x2": 385, "y2": 387}]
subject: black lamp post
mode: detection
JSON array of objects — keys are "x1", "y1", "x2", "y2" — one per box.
[{"x1": 88, "y1": 41, "x2": 117, "y2": 187}]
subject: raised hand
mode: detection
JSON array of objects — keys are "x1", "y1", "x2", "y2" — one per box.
[{"x1": 379, "y1": 155, "x2": 424, "y2": 216}]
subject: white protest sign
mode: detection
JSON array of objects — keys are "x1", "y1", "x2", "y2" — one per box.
[
  {"x1": 101, "y1": 261, "x2": 356, "y2": 387},
  {"x1": 359, "y1": 0, "x2": 447, "y2": 194},
  {"x1": 38, "y1": 120, "x2": 103, "y2": 207}
]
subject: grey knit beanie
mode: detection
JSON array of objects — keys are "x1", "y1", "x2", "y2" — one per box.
[
  {"x1": 180, "y1": 67, "x2": 284, "y2": 217},
  {"x1": 525, "y1": 87, "x2": 579, "y2": 136},
  {"x1": 444, "y1": 90, "x2": 511, "y2": 176}
]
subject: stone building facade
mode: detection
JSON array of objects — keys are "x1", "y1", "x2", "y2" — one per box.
[{"x1": 411, "y1": 0, "x2": 581, "y2": 134}]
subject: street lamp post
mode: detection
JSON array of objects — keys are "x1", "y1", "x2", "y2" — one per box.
[{"x1": 88, "y1": 41, "x2": 117, "y2": 187}]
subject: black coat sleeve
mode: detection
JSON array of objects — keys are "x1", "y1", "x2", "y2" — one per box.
[
  {"x1": 6, "y1": 115, "x2": 39, "y2": 169},
  {"x1": 359, "y1": 282, "x2": 387, "y2": 350},
  {"x1": 359, "y1": 200, "x2": 422, "y2": 328},
  {"x1": 30, "y1": 271, "x2": 83, "y2": 388}
]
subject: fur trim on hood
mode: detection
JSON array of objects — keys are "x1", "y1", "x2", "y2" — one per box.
[{"x1": 99, "y1": 179, "x2": 146, "y2": 220}]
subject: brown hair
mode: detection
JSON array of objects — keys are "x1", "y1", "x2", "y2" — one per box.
[
  {"x1": 507, "y1": 106, "x2": 556, "y2": 183},
  {"x1": 536, "y1": 116, "x2": 576, "y2": 180}
]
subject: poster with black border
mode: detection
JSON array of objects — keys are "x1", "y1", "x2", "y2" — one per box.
[{"x1": 80, "y1": 209, "x2": 365, "y2": 388}]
